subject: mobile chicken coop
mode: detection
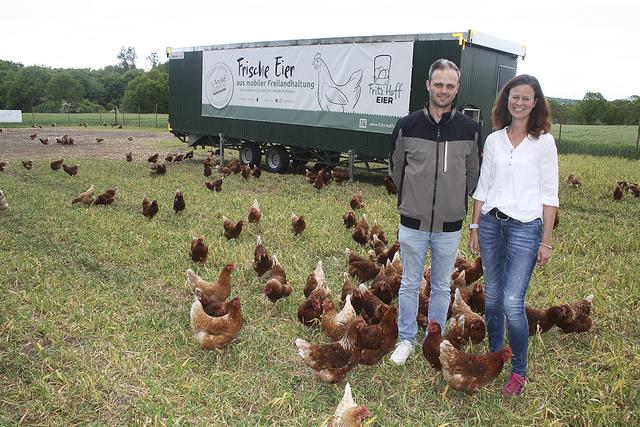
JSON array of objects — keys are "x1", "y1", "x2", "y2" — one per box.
[{"x1": 167, "y1": 30, "x2": 525, "y2": 173}]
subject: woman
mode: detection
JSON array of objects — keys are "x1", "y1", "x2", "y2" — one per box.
[{"x1": 468, "y1": 74, "x2": 558, "y2": 397}]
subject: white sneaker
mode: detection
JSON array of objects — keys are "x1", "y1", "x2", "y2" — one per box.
[{"x1": 389, "y1": 340, "x2": 415, "y2": 365}]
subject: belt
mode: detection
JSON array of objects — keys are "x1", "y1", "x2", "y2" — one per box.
[{"x1": 489, "y1": 208, "x2": 511, "y2": 221}]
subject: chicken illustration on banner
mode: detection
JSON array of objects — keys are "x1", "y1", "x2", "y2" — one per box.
[{"x1": 312, "y1": 52, "x2": 362, "y2": 112}]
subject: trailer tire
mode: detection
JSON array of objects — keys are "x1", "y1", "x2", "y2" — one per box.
[
  {"x1": 239, "y1": 142, "x2": 262, "y2": 166},
  {"x1": 265, "y1": 146, "x2": 289, "y2": 173}
]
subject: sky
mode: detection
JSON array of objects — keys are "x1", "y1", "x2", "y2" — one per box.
[{"x1": 2, "y1": 0, "x2": 638, "y2": 101}]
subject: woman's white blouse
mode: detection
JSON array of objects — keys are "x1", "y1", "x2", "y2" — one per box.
[{"x1": 473, "y1": 128, "x2": 559, "y2": 223}]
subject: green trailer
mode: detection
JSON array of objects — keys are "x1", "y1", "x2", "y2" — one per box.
[{"x1": 167, "y1": 30, "x2": 525, "y2": 173}]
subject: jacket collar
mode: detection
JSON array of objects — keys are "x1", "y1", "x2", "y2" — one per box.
[{"x1": 423, "y1": 102, "x2": 456, "y2": 125}]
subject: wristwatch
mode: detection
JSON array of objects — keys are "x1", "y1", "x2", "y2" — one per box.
[{"x1": 469, "y1": 223, "x2": 479, "y2": 230}]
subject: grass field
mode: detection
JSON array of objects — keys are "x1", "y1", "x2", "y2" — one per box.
[
  {"x1": 1, "y1": 135, "x2": 639, "y2": 425},
  {"x1": 551, "y1": 124, "x2": 639, "y2": 159},
  {"x1": 0, "y1": 112, "x2": 169, "y2": 130}
]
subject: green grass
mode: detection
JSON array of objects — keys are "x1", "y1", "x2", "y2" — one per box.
[
  {"x1": 551, "y1": 124, "x2": 640, "y2": 159},
  {"x1": 0, "y1": 112, "x2": 169, "y2": 130},
  {"x1": 0, "y1": 149, "x2": 639, "y2": 425}
]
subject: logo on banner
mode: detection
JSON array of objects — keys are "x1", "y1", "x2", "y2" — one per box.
[
  {"x1": 370, "y1": 54, "x2": 403, "y2": 105},
  {"x1": 312, "y1": 53, "x2": 363, "y2": 113},
  {"x1": 205, "y1": 63, "x2": 234, "y2": 109}
]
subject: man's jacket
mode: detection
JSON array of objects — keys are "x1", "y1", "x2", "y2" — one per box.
[{"x1": 389, "y1": 106, "x2": 481, "y2": 233}]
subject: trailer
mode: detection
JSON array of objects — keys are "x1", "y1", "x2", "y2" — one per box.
[{"x1": 167, "y1": 30, "x2": 525, "y2": 173}]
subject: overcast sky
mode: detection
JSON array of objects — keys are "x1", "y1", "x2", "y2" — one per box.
[{"x1": 2, "y1": 0, "x2": 638, "y2": 100}]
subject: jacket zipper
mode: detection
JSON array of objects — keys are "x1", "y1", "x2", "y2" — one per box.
[
  {"x1": 398, "y1": 152, "x2": 408, "y2": 208},
  {"x1": 429, "y1": 127, "x2": 441, "y2": 233},
  {"x1": 443, "y1": 140, "x2": 448, "y2": 173}
]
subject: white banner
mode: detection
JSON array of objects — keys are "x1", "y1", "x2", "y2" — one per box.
[
  {"x1": 0, "y1": 110, "x2": 22, "y2": 123},
  {"x1": 201, "y1": 42, "x2": 413, "y2": 132}
]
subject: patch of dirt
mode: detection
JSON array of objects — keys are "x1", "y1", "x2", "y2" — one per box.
[{"x1": 0, "y1": 127, "x2": 186, "y2": 161}]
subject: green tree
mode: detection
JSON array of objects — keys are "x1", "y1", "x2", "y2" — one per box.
[
  {"x1": 576, "y1": 92, "x2": 608, "y2": 125},
  {"x1": 547, "y1": 98, "x2": 569, "y2": 124},
  {"x1": 5, "y1": 66, "x2": 50, "y2": 110},
  {"x1": 117, "y1": 46, "x2": 137, "y2": 71},
  {"x1": 122, "y1": 70, "x2": 168, "y2": 113},
  {"x1": 0, "y1": 60, "x2": 23, "y2": 109},
  {"x1": 146, "y1": 52, "x2": 159, "y2": 69},
  {"x1": 46, "y1": 72, "x2": 84, "y2": 103}
]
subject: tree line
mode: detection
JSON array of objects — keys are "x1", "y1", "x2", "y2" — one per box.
[
  {"x1": 0, "y1": 47, "x2": 168, "y2": 114},
  {"x1": 548, "y1": 92, "x2": 640, "y2": 125}
]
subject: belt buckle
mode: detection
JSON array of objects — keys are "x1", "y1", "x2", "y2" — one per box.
[{"x1": 494, "y1": 209, "x2": 509, "y2": 221}]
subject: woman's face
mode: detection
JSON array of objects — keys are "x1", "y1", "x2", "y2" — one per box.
[{"x1": 508, "y1": 84, "x2": 537, "y2": 122}]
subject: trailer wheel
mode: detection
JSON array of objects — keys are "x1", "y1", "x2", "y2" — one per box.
[
  {"x1": 239, "y1": 142, "x2": 261, "y2": 166},
  {"x1": 265, "y1": 146, "x2": 289, "y2": 173}
]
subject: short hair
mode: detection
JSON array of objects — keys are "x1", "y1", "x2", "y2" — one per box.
[
  {"x1": 428, "y1": 59, "x2": 460, "y2": 81},
  {"x1": 492, "y1": 74, "x2": 551, "y2": 139}
]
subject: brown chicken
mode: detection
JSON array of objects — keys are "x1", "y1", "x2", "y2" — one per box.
[
  {"x1": 525, "y1": 305, "x2": 564, "y2": 336},
  {"x1": 184, "y1": 150, "x2": 194, "y2": 159},
  {"x1": 222, "y1": 216, "x2": 244, "y2": 240},
  {"x1": 462, "y1": 257, "x2": 483, "y2": 284},
  {"x1": 29, "y1": 133, "x2": 37, "y2": 140},
  {"x1": 187, "y1": 264, "x2": 235, "y2": 306},
  {"x1": 250, "y1": 164, "x2": 261, "y2": 178},
  {"x1": 321, "y1": 295, "x2": 357, "y2": 341},
  {"x1": 173, "y1": 190, "x2": 185, "y2": 214},
  {"x1": 439, "y1": 340, "x2": 512, "y2": 394},
  {"x1": 39, "y1": 137, "x2": 49, "y2": 145},
  {"x1": 189, "y1": 237, "x2": 209, "y2": 263},
  {"x1": 304, "y1": 260, "x2": 325, "y2": 298},
  {"x1": 241, "y1": 164, "x2": 251, "y2": 180},
  {"x1": 350, "y1": 191, "x2": 365, "y2": 210},
  {"x1": 150, "y1": 163, "x2": 167, "y2": 175},
  {"x1": 264, "y1": 255, "x2": 292, "y2": 303},
  {"x1": 422, "y1": 320, "x2": 444, "y2": 370},
  {"x1": 469, "y1": 282, "x2": 485, "y2": 314},
  {"x1": 351, "y1": 214, "x2": 369, "y2": 246},
  {"x1": 291, "y1": 212, "x2": 306, "y2": 235},
  {"x1": 0, "y1": 161, "x2": 8, "y2": 172},
  {"x1": 50, "y1": 159, "x2": 64, "y2": 170},
  {"x1": 95, "y1": 137, "x2": 104, "y2": 143},
  {"x1": 368, "y1": 221, "x2": 388, "y2": 245},
  {"x1": 343, "y1": 210, "x2": 357, "y2": 228},
  {"x1": 126, "y1": 152, "x2": 133, "y2": 162},
  {"x1": 204, "y1": 163, "x2": 213, "y2": 177},
  {"x1": 613, "y1": 184, "x2": 624, "y2": 200},
  {"x1": 252, "y1": 235, "x2": 273, "y2": 277},
  {"x1": 359, "y1": 305, "x2": 398, "y2": 365},
  {"x1": 62, "y1": 164, "x2": 78, "y2": 176},
  {"x1": 297, "y1": 293, "x2": 323, "y2": 326},
  {"x1": 217, "y1": 165, "x2": 232, "y2": 178},
  {"x1": 142, "y1": 197, "x2": 159, "y2": 219},
  {"x1": 93, "y1": 188, "x2": 117, "y2": 205},
  {"x1": 384, "y1": 258, "x2": 402, "y2": 296},
  {"x1": 416, "y1": 277, "x2": 430, "y2": 330},
  {"x1": 228, "y1": 159, "x2": 242, "y2": 174},
  {"x1": 346, "y1": 248, "x2": 380, "y2": 282},
  {"x1": 295, "y1": 317, "x2": 366, "y2": 383},
  {"x1": 71, "y1": 185, "x2": 95, "y2": 205},
  {"x1": 341, "y1": 272, "x2": 356, "y2": 303},
  {"x1": 451, "y1": 288, "x2": 486, "y2": 344},
  {"x1": 165, "y1": 154, "x2": 174, "y2": 162},
  {"x1": 190, "y1": 296, "x2": 243, "y2": 350},
  {"x1": 173, "y1": 154, "x2": 184, "y2": 163},
  {"x1": 566, "y1": 174, "x2": 581, "y2": 189},
  {"x1": 248, "y1": 199, "x2": 262, "y2": 223},
  {"x1": 332, "y1": 168, "x2": 349, "y2": 184},
  {"x1": 369, "y1": 268, "x2": 393, "y2": 304},
  {"x1": 351, "y1": 285, "x2": 388, "y2": 325},
  {"x1": 205, "y1": 178, "x2": 223, "y2": 192},
  {"x1": 628, "y1": 183, "x2": 640, "y2": 197},
  {"x1": 383, "y1": 176, "x2": 398, "y2": 195},
  {"x1": 305, "y1": 168, "x2": 318, "y2": 184},
  {"x1": 331, "y1": 383, "x2": 370, "y2": 427},
  {"x1": 554, "y1": 294, "x2": 594, "y2": 333},
  {"x1": 376, "y1": 241, "x2": 400, "y2": 266},
  {"x1": 147, "y1": 153, "x2": 159, "y2": 163}
]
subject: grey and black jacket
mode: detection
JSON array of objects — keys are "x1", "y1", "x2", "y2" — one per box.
[{"x1": 389, "y1": 105, "x2": 481, "y2": 233}]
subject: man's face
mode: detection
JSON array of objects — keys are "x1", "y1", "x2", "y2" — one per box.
[{"x1": 426, "y1": 68, "x2": 460, "y2": 109}]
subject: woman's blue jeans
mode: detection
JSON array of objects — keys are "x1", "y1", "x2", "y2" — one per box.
[
  {"x1": 397, "y1": 224, "x2": 461, "y2": 343},
  {"x1": 478, "y1": 212, "x2": 541, "y2": 377}
]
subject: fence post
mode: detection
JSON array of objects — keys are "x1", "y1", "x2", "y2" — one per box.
[
  {"x1": 115, "y1": 107, "x2": 118, "y2": 126},
  {"x1": 558, "y1": 121, "x2": 562, "y2": 147},
  {"x1": 138, "y1": 106, "x2": 141, "y2": 127},
  {"x1": 31, "y1": 108, "x2": 35, "y2": 125},
  {"x1": 155, "y1": 104, "x2": 158, "y2": 128},
  {"x1": 635, "y1": 119, "x2": 640, "y2": 160}
]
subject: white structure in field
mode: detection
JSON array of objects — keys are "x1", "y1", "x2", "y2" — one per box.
[{"x1": 0, "y1": 110, "x2": 22, "y2": 122}]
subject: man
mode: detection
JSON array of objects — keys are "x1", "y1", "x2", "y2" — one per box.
[{"x1": 388, "y1": 58, "x2": 481, "y2": 365}]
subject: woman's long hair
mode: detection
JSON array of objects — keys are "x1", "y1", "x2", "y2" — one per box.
[{"x1": 492, "y1": 74, "x2": 551, "y2": 139}]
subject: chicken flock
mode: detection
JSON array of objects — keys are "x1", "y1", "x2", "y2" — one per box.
[{"x1": 0, "y1": 129, "x2": 609, "y2": 424}]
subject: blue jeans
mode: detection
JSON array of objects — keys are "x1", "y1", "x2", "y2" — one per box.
[
  {"x1": 397, "y1": 224, "x2": 461, "y2": 343},
  {"x1": 478, "y1": 212, "x2": 541, "y2": 377}
]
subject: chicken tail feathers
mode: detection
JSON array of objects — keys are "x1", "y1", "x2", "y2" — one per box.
[{"x1": 294, "y1": 338, "x2": 310, "y2": 358}]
